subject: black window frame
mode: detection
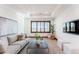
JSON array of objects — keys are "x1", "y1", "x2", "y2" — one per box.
[{"x1": 31, "y1": 21, "x2": 51, "y2": 33}]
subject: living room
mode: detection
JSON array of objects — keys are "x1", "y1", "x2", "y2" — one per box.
[
  {"x1": 0, "y1": 4, "x2": 59, "y2": 54},
  {"x1": 1, "y1": 4, "x2": 79, "y2": 54}
]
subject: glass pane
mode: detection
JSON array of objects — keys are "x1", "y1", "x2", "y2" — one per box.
[
  {"x1": 45, "y1": 22, "x2": 49, "y2": 32},
  {"x1": 67, "y1": 23, "x2": 69, "y2": 32},
  {"x1": 40, "y1": 22, "x2": 44, "y2": 32},
  {"x1": 37, "y1": 22, "x2": 40, "y2": 32},
  {"x1": 32, "y1": 22, "x2": 36, "y2": 32},
  {"x1": 71, "y1": 22, "x2": 75, "y2": 32},
  {"x1": 63, "y1": 23, "x2": 66, "y2": 32}
]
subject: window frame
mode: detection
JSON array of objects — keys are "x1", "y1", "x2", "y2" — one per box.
[{"x1": 31, "y1": 21, "x2": 51, "y2": 33}]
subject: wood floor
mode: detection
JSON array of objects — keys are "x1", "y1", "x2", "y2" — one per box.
[
  {"x1": 47, "y1": 39, "x2": 63, "y2": 54},
  {"x1": 20, "y1": 38, "x2": 63, "y2": 54}
]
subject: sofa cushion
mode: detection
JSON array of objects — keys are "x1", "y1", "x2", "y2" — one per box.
[
  {"x1": 25, "y1": 34, "x2": 27, "y2": 38},
  {"x1": 17, "y1": 35, "x2": 25, "y2": 41},
  {"x1": 22, "y1": 34, "x2": 26, "y2": 40},
  {"x1": 26, "y1": 38, "x2": 32, "y2": 41},
  {"x1": 0, "y1": 37, "x2": 8, "y2": 53},
  {"x1": 7, "y1": 35, "x2": 18, "y2": 45},
  {"x1": 5, "y1": 45, "x2": 21, "y2": 54},
  {"x1": 12, "y1": 39, "x2": 28, "y2": 48}
]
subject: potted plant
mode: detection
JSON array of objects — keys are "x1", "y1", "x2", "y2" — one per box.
[
  {"x1": 50, "y1": 24, "x2": 54, "y2": 34},
  {"x1": 35, "y1": 32, "x2": 40, "y2": 40},
  {"x1": 49, "y1": 24, "x2": 56, "y2": 40},
  {"x1": 35, "y1": 32, "x2": 40, "y2": 48}
]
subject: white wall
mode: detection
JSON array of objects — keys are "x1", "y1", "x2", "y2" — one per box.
[
  {"x1": 0, "y1": 5, "x2": 17, "y2": 20},
  {"x1": 0, "y1": 5, "x2": 25, "y2": 34},
  {"x1": 54, "y1": 5, "x2": 79, "y2": 48},
  {"x1": 16, "y1": 12, "x2": 25, "y2": 34}
]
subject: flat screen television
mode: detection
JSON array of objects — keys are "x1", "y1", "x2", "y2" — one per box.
[{"x1": 63, "y1": 19, "x2": 79, "y2": 34}]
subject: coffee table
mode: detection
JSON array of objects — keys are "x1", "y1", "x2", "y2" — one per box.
[{"x1": 27, "y1": 40, "x2": 49, "y2": 54}]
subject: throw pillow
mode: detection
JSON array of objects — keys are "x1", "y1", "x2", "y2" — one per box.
[
  {"x1": 7, "y1": 35, "x2": 18, "y2": 45},
  {"x1": 17, "y1": 35, "x2": 24, "y2": 41}
]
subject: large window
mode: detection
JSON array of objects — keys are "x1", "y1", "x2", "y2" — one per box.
[{"x1": 31, "y1": 21, "x2": 50, "y2": 33}]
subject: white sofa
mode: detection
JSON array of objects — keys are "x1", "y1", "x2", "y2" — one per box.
[
  {"x1": 63, "y1": 42, "x2": 79, "y2": 54},
  {"x1": 0, "y1": 34, "x2": 29, "y2": 54}
]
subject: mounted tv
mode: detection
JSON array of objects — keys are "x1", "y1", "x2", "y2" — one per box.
[{"x1": 63, "y1": 19, "x2": 79, "y2": 34}]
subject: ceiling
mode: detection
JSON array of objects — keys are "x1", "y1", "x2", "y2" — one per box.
[
  {"x1": 6, "y1": 4, "x2": 71, "y2": 18},
  {"x1": 8, "y1": 4, "x2": 59, "y2": 12}
]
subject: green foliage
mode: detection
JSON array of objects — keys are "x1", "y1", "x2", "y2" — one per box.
[
  {"x1": 35, "y1": 32, "x2": 40, "y2": 40},
  {"x1": 50, "y1": 24, "x2": 54, "y2": 34}
]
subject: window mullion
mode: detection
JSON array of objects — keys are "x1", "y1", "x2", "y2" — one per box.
[
  {"x1": 40, "y1": 22, "x2": 41, "y2": 32},
  {"x1": 36, "y1": 22, "x2": 37, "y2": 32},
  {"x1": 44, "y1": 22, "x2": 45, "y2": 33}
]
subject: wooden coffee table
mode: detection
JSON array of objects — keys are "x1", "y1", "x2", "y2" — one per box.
[{"x1": 27, "y1": 40, "x2": 49, "y2": 54}]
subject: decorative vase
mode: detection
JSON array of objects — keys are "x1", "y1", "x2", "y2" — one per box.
[
  {"x1": 36, "y1": 43, "x2": 40, "y2": 48},
  {"x1": 36, "y1": 40, "x2": 40, "y2": 48}
]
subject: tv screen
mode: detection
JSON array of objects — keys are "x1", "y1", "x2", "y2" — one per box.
[
  {"x1": 63, "y1": 19, "x2": 79, "y2": 34},
  {"x1": 70, "y1": 22, "x2": 75, "y2": 32}
]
